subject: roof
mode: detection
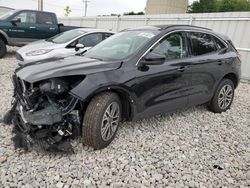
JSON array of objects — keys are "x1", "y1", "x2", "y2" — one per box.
[
  {"x1": 0, "y1": 6, "x2": 14, "y2": 10},
  {"x1": 74, "y1": 28, "x2": 115, "y2": 33},
  {"x1": 124, "y1": 25, "x2": 212, "y2": 32}
]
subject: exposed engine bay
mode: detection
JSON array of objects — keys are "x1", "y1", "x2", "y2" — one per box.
[{"x1": 10, "y1": 74, "x2": 85, "y2": 152}]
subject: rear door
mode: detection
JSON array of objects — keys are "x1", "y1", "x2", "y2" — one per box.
[
  {"x1": 35, "y1": 12, "x2": 58, "y2": 39},
  {"x1": 186, "y1": 31, "x2": 228, "y2": 106}
]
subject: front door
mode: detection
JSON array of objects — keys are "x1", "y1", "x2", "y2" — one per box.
[
  {"x1": 7, "y1": 10, "x2": 38, "y2": 45},
  {"x1": 134, "y1": 32, "x2": 192, "y2": 117}
]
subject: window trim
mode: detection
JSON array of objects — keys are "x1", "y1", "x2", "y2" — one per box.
[{"x1": 136, "y1": 29, "x2": 228, "y2": 66}]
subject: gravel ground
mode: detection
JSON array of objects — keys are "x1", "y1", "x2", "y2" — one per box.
[{"x1": 0, "y1": 48, "x2": 249, "y2": 187}]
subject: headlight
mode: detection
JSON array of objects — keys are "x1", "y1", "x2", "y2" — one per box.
[{"x1": 26, "y1": 49, "x2": 53, "y2": 56}]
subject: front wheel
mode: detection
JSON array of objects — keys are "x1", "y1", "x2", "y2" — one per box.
[
  {"x1": 82, "y1": 92, "x2": 121, "y2": 149},
  {"x1": 208, "y1": 79, "x2": 235, "y2": 113}
]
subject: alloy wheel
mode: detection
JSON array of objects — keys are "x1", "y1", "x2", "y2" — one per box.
[
  {"x1": 101, "y1": 102, "x2": 120, "y2": 141},
  {"x1": 218, "y1": 84, "x2": 233, "y2": 109}
]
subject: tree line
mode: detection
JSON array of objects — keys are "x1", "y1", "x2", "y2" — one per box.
[{"x1": 188, "y1": 0, "x2": 250, "y2": 13}]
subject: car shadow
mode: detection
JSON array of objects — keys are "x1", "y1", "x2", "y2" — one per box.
[{"x1": 5, "y1": 51, "x2": 16, "y2": 58}]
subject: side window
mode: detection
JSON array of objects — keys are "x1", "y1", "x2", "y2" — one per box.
[
  {"x1": 36, "y1": 13, "x2": 54, "y2": 24},
  {"x1": 151, "y1": 33, "x2": 188, "y2": 60},
  {"x1": 14, "y1": 11, "x2": 36, "y2": 23},
  {"x1": 189, "y1": 32, "x2": 216, "y2": 56},
  {"x1": 78, "y1": 33, "x2": 103, "y2": 47},
  {"x1": 213, "y1": 36, "x2": 226, "y2": 50},
  {"x1": 103, "y1": 33, "x2": 113, "y2": 40}
]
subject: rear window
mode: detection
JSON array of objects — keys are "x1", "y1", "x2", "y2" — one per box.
[
  {"x1": 189, "y1": 32, "x2": 216, "y2": 56},
  {"x1": 37, "y1": 13, "x2": 54, "y2": 24},
  {"x1": 213, "y1": 36, "x2": 226, "y2": 50},
  {"x1": 78, "y1": 33, "x2": 103, "y2": 47},
  {"x1": 103, "y1": 33, "x2": 113, "y2": 40}
]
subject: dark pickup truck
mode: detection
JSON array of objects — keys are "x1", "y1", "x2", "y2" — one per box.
[{"x1": 0, "y1": 9, "x2": 79, "y2": 58}]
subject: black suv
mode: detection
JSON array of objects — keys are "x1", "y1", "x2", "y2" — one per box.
[{"x1": 8, "y1": 25, "x2": 241, "y2": 152}]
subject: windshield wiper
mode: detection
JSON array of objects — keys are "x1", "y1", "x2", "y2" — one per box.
[
  {"x1": 87, "y1": 56, "x2": 104, "y2": 61},
  {"x1": 45, "y1": 38, "x2": 55, "y2": 43}
]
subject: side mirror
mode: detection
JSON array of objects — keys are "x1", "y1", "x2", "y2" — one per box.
[
  {"x1": 75, "y1": 43, "x2": 85, "y2": 51},
  {"x1": 10, "y1": 18, "x2": 21, "y2": 26},
  {"x1": 58, "y1": 23, "x2": 64, "y2": 27},
  {"x1": 141, "y1": 52, "x2": 166, "y2": 66}
]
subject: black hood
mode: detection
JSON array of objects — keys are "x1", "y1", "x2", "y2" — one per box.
[{"x1": 16, "y1": 56, "x2": 122, "y2": 83}]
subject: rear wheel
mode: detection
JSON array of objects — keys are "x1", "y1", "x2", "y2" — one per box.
[
  {"x1": 82, "y1": 92, "x2": 121, "y2": 149},
  {"x1": 208, "y1": 79, "x2": 235, "y2": 113},
  {"x1": 0, "y1": 39, "x2": 7, "y2": 58}
]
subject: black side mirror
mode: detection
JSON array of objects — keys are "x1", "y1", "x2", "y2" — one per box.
[
  {"x1": 58, "y1": 23, "x2": 64, "y2": 27},
  {"x1": 10, "y1": 18, "x2": 21, "y2": 26},
  {"x1": 141, "y1": 52, "x2": 166, "y2": 66}
]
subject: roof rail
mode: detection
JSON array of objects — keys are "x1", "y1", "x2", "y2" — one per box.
[{"x1": 165, "y1": 25, "x2": 212, "y2": 31}]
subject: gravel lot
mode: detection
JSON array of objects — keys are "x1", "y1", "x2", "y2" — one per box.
[{"x1": 0, "y1": 48, "x2": 250, "y2": 187}]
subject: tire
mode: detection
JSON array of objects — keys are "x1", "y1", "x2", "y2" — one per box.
[
  {"x1": 208, "y1": 79, "x2": 235, "y2": 113},
  {"x1": 0, "y1": 39, "x2": 7, "y2": 58},
  {"x1": 82, "y1": 92, "x2": 121, "y2": 149}
]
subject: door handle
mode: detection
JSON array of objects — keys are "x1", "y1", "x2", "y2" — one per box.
[
  {"x1": 178, "y1": 66, "x2": 186, "y2": 72},
  {"x1": 29, "y1": 26, "x2": 36, "y2": 29},
  {"x1": 49, "y1": 27, "x2": 56, "y2": 30},
  {"x1": 218, "y1": 60, "x2": 223, "y2": 66}
]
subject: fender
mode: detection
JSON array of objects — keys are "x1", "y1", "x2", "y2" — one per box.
[
  {"x1": 69, "y1": 71, "x2": 138, "y2": 119},
  {"x1": 0, "y1": 29, "x2": 9, "y2": 44},
  {"x1": 70, "y1": 74, "x2": 138, "y2": 105}
]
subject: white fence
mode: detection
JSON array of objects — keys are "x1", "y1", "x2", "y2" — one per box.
[{"x1": 59, "y1": 12, "x2": 250, "y2": 80}]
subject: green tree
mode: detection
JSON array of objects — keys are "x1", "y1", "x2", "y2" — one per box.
[
  {"x1": 188, "y1": 0, "x2": 218, "y2": 13},
  {"x1": 64, "y1": 5, "x2": 71, "y2": 17},
  {"x1": 123, "y1": 11, "x2": 145, "y2": 15},
  {"x1": 218, "y1": 0, "x2": 250, "y2": 12},
  {"x1": 188, "y1": 0, "x2": 250, "y2": 13}
]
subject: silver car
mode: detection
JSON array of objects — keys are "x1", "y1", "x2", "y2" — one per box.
[{"x1": 16, "y1": 28, "x2": 114, "y2": 65}]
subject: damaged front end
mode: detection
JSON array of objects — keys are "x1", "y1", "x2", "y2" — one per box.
[{"x1": 11, "y1": 74, "x2": 85, "y2": 152}]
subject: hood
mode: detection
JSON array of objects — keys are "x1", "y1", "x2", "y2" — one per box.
[
  {"x1": 16, "y1": 56, "x2": 122, "y2": 83},
  {"x1": 17, "y1": 40, "x2": 63, "y2": 54}
]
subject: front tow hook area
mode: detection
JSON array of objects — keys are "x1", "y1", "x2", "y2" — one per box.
[{"x1": 12, "y1": 105, "x2": 80, "y2": 153}]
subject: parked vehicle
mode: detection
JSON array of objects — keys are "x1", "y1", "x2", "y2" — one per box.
[
  {"x1": 8, "y1": 25, "x2": 241, "y2": 152},
  {"x1": 0, "y1": 9, "x2": 80, "y2": 58},
  {"x1": 16, "y1": 29, "x2": 114, "y2": 65}
]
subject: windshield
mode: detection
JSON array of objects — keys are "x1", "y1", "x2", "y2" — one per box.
[
  {"x1": 0, "y1": 10, "x2": 16, "y2": 20},
  {"x1": 47, "y1": 30, "x2": 85, "y2": 44},
  {"x1": 84, "y1": 30, "x2": 159, "y2": 61}
]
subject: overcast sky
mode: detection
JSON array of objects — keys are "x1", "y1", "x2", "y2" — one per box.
[{"x1": 0, "y1": 0, "x2": 194, "y2": 17}]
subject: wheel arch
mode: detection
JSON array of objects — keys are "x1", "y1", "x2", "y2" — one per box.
[
  {"x1": 222, "y1": 72, "x2": 239, "y2": 89},
  {"x1": 0, "y1": 30, "x2": 9, "y2": 44},
  {"x1": 81, "y1": 86, "x2": 137, "y2": 121}
]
